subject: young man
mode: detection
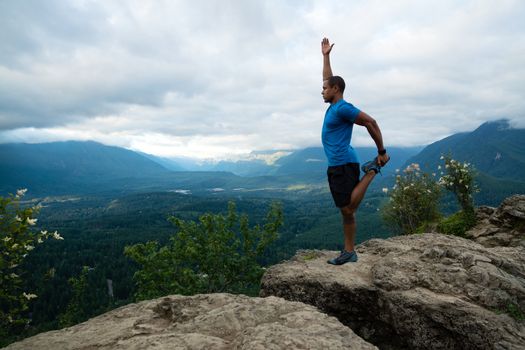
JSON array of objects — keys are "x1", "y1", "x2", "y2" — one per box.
[{"x1": 321, "y1": 37, "x2": 390, "y2": 265}]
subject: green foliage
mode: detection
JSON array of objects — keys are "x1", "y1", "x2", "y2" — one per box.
[
  {"x1": 0, "y1": 189, "x2": 63, "y2": 343},
  {"x1": 58, "y1": 266, "x2": 91, "y2": 328},
  {"x1": 382, "y1": 163, "x2": 441, "y2": 235},
  {"x1": 435, "y1": 155, "x2": 479, "y2": 236},
  {"x1": 437, "y1": 210, "x2": 476, "y2": 237},
  {"x1": 382, "y1": 155, "x2": 482, "y2": 237},
  {"x1": 505, "y1": 303, "x2": 525, "y2": 321},
  {"x1": 438, "y1": 155, "x2": 478, "y2": 214},
  {"x1": 125, "y1": 201, "x2": 283, "y2": 300},
  {"x1": 493, "y1": 302, "x2": 525, "y2": 322},
  {"x1": 16, "y1": 192, "x2": 319, "y2": 337},
  {"x1": 7, "y1": 189, "x2": 410, "y2": 340}
]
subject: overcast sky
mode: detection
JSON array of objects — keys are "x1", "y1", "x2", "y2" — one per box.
[{"x1": 1, "y1": 0, "x2": 524, "y2": 159}]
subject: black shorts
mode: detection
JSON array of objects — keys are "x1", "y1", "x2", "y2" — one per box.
[{"x1": 327, "y1": 163, "x2": 360, "y2": 208}]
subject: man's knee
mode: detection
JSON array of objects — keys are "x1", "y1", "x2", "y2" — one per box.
[{"x1": 340, "y1": 206, "x2": 356, "y2": 224}]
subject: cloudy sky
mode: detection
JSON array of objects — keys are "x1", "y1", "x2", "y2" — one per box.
[{"x1": 1, "y1": 0, "x2": 524, "y2": 160}]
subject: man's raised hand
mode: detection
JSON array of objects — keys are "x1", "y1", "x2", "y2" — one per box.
[{"x1": 321, "y1": 37, "x2": 334, "y2": 56}]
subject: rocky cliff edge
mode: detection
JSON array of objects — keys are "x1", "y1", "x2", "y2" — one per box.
[
  {"x1": 4, "y1": 293, "x2": 377, "y2": 350},
  {"x1": 465, "y1": 194, "x2": 525, "y2": 247},
  {"x1": 260, "y1": 233, "x2": 525, "y2": 350}
]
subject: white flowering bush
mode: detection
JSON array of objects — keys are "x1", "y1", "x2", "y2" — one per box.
[
  {"x1": 437, "y1": 155, "x2": 478, "y2": 213},
  {"x1": 436, "y1": 155, "x2": 479, "y2": 236},
  {"x1": 382, "y1": 163, "x2": 441, "y2": 235},
  {"x1": 1, "y1": 189, "x2": 63, "y2": 337}
]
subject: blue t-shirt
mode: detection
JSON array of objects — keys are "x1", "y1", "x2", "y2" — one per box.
[{"x1": 321, "y1": 99, "x2": 360, "y2": 166}]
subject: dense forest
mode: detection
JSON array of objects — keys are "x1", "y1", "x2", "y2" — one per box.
[
  {"x1": 6, "y1": 188, "x2": 389, "y2": 341},
  {"x1": 6, "y1": 169, "x2": 519, "y2": 342}
]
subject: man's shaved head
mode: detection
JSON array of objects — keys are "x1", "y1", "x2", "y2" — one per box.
[{"x1": 327, "y1": 76, "x2": 346, "y2": 93}]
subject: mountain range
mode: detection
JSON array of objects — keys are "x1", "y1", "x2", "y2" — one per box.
[
  {"x1": 142, "y1": 146, "x2": 423, "y2": 178},
  {"x1": 1, "y1": 119, "x2": 524, "y2": 203},
  {"x1": 0, "y1": 141, "x2": 171, "y2": 195},
  {"x1": 0, "y1": 141, "x2": 420, "y2": 196},
  {"x1": 406, "y1": 119, "x2": 525, "y2": 182}
]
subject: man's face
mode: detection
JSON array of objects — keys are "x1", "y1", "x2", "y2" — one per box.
[{"x1": 322, "y1": 80, "x2": 336, "y2": 103}]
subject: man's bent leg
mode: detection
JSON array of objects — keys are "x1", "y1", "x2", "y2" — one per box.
[
  {"x1": 349, "y1": 170, "x2": 376, "y2": 209},
  {"x1": 340, "y1": 171, "x2": 376, "y2": 252}
]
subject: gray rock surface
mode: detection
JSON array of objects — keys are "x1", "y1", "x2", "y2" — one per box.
[
  {"x1": 260, "y1": 233, "x2": 525, "y2": 350},
  {"x1": 4, "y1": 293, "x2": 377, "y2": 350},
  {"x1": 465, "y1": 194, "x2": 525, "y2": 247}
]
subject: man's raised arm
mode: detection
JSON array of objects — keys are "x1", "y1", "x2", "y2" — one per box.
[{"x1": 321, "y1": 37, "x2": 334, "y2": 81}]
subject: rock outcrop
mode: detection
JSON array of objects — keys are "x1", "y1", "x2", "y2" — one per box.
[
  {"x1": 465, "y1": 194, "x2": 525, "y2": 247},
  {"x1": 260, "y1": 233, "x2": 525, "y2": 350},
  {"x1": 5, "y1": 293, "x2": 377, "y2": 350}
]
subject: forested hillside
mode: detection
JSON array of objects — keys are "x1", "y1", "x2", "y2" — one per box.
[{"x1": 17, "y1": 189, "x2": 389, "y2": 337}]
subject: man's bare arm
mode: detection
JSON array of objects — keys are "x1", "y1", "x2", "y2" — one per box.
[
  {"x1": 355, "y1": 111, "x2": 390, "y2": 166},
  {"x1": 321, "y1": 37, "x2": 334, "y2": 80}
]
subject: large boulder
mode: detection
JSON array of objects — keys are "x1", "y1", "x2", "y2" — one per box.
[
  {"x1": 260, "y1": 233, "x2": 525, "y2": 350},
  {"x1": 4, "y1": 293, "x2": 377, "y2": 350},
  {"x1": 465, "y1": 194, "x2": 525, "y2": 247}
]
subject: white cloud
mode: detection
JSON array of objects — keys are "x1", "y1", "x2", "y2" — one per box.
[{"x1": 0, "y1": 0, "x2": 524, "y2": 159}]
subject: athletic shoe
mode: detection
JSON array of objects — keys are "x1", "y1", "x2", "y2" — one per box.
[
  {"x1": 327, "y1": 250, "x2": 358, "y2": 265},
  {"x1": 361, "y1": 157, "x2": 381, "y2": 175}
]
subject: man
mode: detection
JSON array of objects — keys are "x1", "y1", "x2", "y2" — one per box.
[{"x1": 321, "y1": 37, "x2": 390, "y2": 265}]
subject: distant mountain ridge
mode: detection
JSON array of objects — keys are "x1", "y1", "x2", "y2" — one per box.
[
  {"x1": 1, "y1": 120, "x2": 524, "y2": 200},
  {"x1": 144, "y1": 146, "x2": 422, "y2": 177},
  {"x1": 405, "y1": 119, "x2": 525, "y2": 182},
  {"x1": 0, "y1": 141, "x2": 169, "y2": 195},
  {"x1": 402, "y1": 119, "x2": 525, "y2": 206},
  {"x1": 0, "y1": 140, "x2": 421, "y2": 196},
  {"x1": 271, "y1": 146, "x2": 423, "y2": 177}
]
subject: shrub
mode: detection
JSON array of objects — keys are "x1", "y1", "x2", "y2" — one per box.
[
  {"x1": 1, "y1": 189, "x2": 63, "y2": 342},
  {"x1": 437, "y1": 155, "x2": 479, "y2": 235},
  {"x1": 382, "y1": 163, "x2": 441, "y2": 235},
  {"x1": 437, "y1": 210, "x2": 476, "y2": 237},
  {"x1": 125, "y1": 201, "x2": 283, "y2": 300},
  {"x1": 438, "y1": 155, "x2": 478, "y2": 214}
]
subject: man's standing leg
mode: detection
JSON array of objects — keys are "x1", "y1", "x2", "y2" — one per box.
[
  {"x1": 340, "y1": 170, "x2": 376, "y2": 252},
  {"x1": 328, "y1": 169, "x2": 376, "y2": 265}
]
